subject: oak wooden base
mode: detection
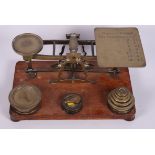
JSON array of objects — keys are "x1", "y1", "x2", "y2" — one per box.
[{"x1": 9, "y1": 61, "x2": 136, "y2": 122}]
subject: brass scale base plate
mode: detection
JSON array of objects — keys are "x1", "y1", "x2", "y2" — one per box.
[{"x1": 9, "y1": 61, "x2": 136, "y2": 122}]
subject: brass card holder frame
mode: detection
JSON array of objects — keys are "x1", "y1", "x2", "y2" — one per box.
[{"x1": 9, "y1": 27, "x2": 146, "y2": 122}]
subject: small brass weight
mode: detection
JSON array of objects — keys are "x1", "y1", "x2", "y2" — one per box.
[{"x1": 9, "y1": 27, "x2": 146, "y2": 121}]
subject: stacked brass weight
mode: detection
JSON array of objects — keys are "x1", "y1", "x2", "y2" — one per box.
[
  {"x1": 108, "y1": 87, "x2": 135, "y2": 114},
  {"x1": 9, "y1": 84, "x2": 42, "y2": 115}
]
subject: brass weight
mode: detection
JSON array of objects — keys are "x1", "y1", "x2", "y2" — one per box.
[
  {"x1": 9, "y1": 84, "x2": 41, "y2": 114},
  {"x1": 108, "y1": 87, "x2": 135, "y2": 114}
]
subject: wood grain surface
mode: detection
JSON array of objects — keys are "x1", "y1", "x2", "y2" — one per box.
[{"x1": 9, "y1": 61, "x2": 136, "y2": 121}]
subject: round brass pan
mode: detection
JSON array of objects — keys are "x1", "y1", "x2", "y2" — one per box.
[
  {"x1": 9, "y1": 84, "x2": 41, "y2": 114},
  {"x1": 12, "y1": 33, "x2": 43, "y2": 56}
]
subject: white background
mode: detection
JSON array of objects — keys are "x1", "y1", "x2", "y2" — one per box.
[{"x1": 0, "y1": 25, "x2": 154, "y2": 129}]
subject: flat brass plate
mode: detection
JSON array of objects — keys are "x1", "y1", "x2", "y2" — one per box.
[
  {"x1": 12, "y1": 33, "x2": 43, "y2": 56},
  {"x1": 9, "y1": 84, "x2": 41, "y2": 114},
  {"x1": 95, "y1": 28, "x2": 146, "y2": 67}
]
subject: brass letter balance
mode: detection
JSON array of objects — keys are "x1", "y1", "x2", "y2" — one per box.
[{"x1": 9, "y1": 27, "x2": 146, "y2": 122}]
